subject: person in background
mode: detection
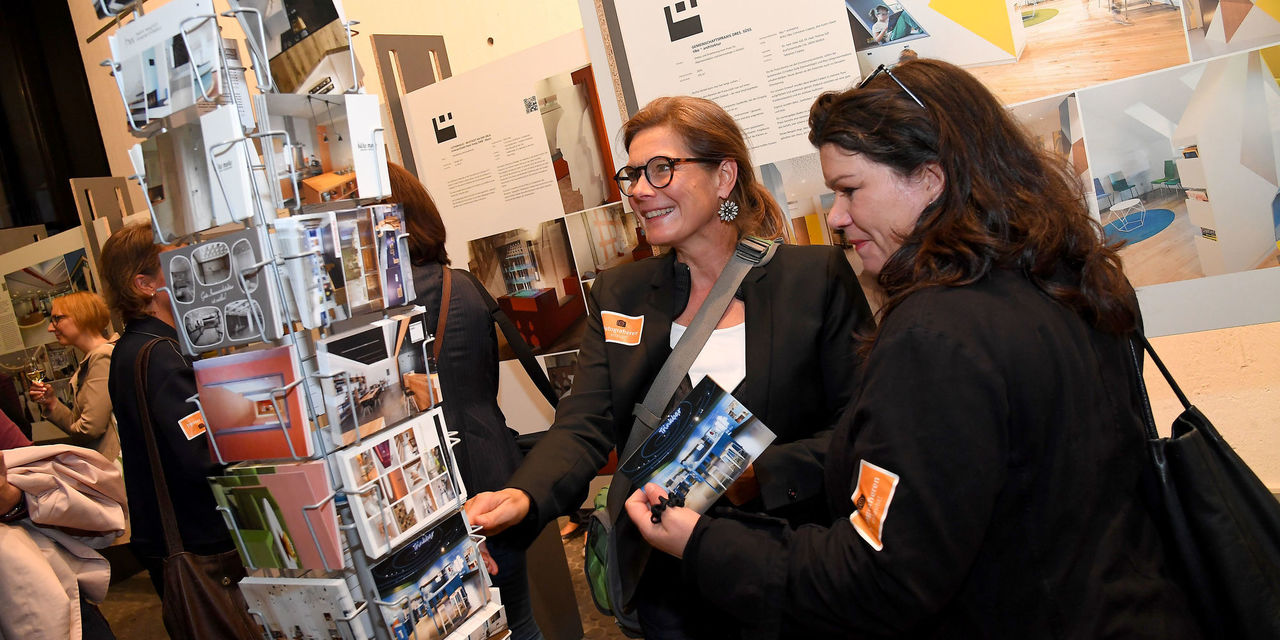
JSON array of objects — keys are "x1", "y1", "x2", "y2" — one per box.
[
  {"x1": 870, "y1": 4, "x2": 892, "y2": 43},
  {"x1": 387, "y1": 162, "x2": 544, "y2": 640},
  {"x1": 625, "y1": 59, "x2": 1202, "y2": 638},
  {"x1": 28, "y1": 291, "x2": 119, "y2": 462},
  {"x1": 468, "y1": 96, "x2": 873, "y2": 638},
  {"x1": 99, "y1": 223, "x2": 237, "y2": 599}
]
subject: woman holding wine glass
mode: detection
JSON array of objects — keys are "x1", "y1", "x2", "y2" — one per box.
[{"x1": 28, "y1": 291, "x2": 119, "y2": 462}]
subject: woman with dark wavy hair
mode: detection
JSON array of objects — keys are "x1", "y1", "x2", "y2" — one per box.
[{"x1": 625, "y1": 60, "x2": 1201, "y2": 638}]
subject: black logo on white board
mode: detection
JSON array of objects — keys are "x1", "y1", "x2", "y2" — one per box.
[
  {"x1": 432, "y1": 113, "x2": 457, "y2": 143},
  {"x1": 664, "y1": 0, "x2": 703, "y2": 42}
]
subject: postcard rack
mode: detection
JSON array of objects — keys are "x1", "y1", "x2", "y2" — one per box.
[{"x1": 99, "y1": 2, "x2": 492, "y2": 639}]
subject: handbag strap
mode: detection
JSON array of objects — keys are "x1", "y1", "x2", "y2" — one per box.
[
  {"x1": 607, "y1": 236, "x2": 778, "y2": 517},
  {"x1": 1128, "y1": 331, "x2": 1196, "y2": 443},
  {"x1": 457, "y1": 269, "x2": 561, "y2": 409},
  {"x1": 134, "y1": 336, "x2": 186, "y2": 556},
  {"x1": 433, "y1": 266, "x2": 452, "y2": 362}
]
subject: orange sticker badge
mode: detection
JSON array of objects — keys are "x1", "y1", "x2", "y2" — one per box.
[
  {"x1": 178, "y1": 410, "x2": 207, "y2": 440},
  {"x1": 602, "y1": 311, "x2": 644, "y2": 346},
  {"x1": 849, "y1": 460, "x2": 900, "y2": 552}
]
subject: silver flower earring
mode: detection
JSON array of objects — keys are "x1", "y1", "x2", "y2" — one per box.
[{"x1": 718, "y1": 199, "x2": 739, "y2": 222}]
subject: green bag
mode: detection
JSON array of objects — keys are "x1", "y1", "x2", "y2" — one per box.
[{"x1": 583, "y1": 486, "x2": 643, "y2": 637}]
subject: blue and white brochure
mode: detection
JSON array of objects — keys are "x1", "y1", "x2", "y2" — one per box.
[{"x1": 619, "y1": 377, "x2": 775, "y2": 513}]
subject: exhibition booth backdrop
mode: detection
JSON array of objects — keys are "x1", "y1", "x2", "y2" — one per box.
[{"x1": 61, "y1": 0, "x2": 1279, "y2": 490}]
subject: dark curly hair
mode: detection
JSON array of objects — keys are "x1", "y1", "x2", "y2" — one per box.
[{"x1": 809, "y1": 59, "x2": 1137, "y2": 341}]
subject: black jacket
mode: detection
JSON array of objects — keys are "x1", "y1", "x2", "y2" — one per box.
[
  {"x1": 108, "y1": 316, "x2": 231, "y2": 557},
  {"x1": 506, "y1": 244, "x2": 873, "y2": 603},
  {"x1": 685, "y1": 269, "x2": 1201, "y2": 639},
  {"x1": 411, "y1": 262, "x2": 523, "y2": 495}
]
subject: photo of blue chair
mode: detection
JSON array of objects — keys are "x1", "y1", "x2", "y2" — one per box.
[{"x1": 1093, "y1": 177, "x2": 1111, "y2": 209}]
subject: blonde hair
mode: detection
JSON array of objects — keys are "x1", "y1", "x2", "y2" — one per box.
[{"x1": 53, "y1": 291, "x2": 110, "y2": 336}]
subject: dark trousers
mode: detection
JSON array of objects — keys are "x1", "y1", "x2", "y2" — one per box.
[
  {"x1": 81, "y1": 594, "x2": 117, "y2": 640},
  {"x1": 488, "y1": 540, "x2": 545, "y2": 640}
]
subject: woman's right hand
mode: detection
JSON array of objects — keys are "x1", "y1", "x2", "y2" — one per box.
[
  {"x1": 464, "y1": 488, "x2": 531, "y2": 535},
  {"x1": 27, "y1": 382, "x2": 54, "y2": 410}
]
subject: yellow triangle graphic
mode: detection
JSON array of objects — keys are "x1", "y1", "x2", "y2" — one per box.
[
  {"x1": 928, "y1": 0, "x2": 1017, "y2": 56},
  {"x1": 1258, "y1": 0, "x2": 1280, "y2": 25}
]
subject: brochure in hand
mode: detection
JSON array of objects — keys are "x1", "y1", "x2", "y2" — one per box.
[{"x1": 618, "y1": 377, "x2": 776, "y2": 513}]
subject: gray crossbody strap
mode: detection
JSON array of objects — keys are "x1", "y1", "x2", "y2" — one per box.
[{"x1": 608, "y1": 237, "x2": 777, "y2": 517}]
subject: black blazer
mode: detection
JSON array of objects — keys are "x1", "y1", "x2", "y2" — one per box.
[
  {"x1": 506, "y1": 244, "x2": 872, "y2": 598},
  {"x1": 683, "y1": 270, "x2": 1200, "y2": 638},
  {"x1": 108, "y1": 316, "x2": 232, "y2": 557}
]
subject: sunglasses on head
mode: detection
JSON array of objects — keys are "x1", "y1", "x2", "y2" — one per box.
[{"x1": 859, "y1": 64, "x2": 926, "y2": 110}]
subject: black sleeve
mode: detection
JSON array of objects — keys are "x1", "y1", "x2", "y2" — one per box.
[
  {"x1": 148, "y1": 340, "x2": 221, "y2": 478},
  {"x1": 686, "y1": 323, "x2": 1008, "y2": 636},
  {"x1": 503, "y1": 272, "x2": 618, "y2": 543},
  {"x1": 755, "y1": 247, "x2": 873, "y2": 510}
]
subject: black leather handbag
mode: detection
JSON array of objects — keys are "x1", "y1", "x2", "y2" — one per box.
[
  {"x1": 135, "y1": 338, "x2": 259, "y2": 640},
  {"x1": 1130, "y1": 333, "x2": 1280, "y2": 639}
]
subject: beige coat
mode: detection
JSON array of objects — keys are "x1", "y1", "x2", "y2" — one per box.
[
  {"x1": 43, "y1": 342, "x2": 119, "y2": 463},
  {"x1": 1, "y1": 444, "x2": 127, "y2": 640}
]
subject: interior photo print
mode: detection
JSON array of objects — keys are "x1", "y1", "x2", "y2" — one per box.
[
  {"x1": 4, "y1": 255, "x2": 75, "y2": 351},
  {"x1": 847, "y1": 0, "x2": 928, "y2": 51},
  {"x1": 563, "y1": 202, "x2": 657, "y2": 289},
  {"x1": 230, "y1": 0, "x2": 355, "y2": 94},
  {"x1": 466, "y1": 218, "x2": 588, "y2": 358},
  {"x1": 534, "y1": 63, "x2": 620, "y2": 216},
  {"x1": 1077, "y1": 46, "x2": 1280, "y2": 289}
]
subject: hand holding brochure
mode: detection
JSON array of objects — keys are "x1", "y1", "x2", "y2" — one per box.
[{"x1": 619, "y1": 377, "x2": 775, "y2": 513}]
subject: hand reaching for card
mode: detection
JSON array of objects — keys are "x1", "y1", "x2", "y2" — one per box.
[{"x1": 624, "y1": 483, "x2": 698, "y2": 559}]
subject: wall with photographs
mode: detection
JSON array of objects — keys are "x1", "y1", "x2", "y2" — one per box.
[{"x1": 67, "y1": 0, "x2": 1278, "y2": 487}]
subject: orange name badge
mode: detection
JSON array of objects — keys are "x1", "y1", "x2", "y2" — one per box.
[
  {"x1": 849, "y1": 460, "x2": 901, "y2": 552},
  {"x1": 601, "y1": 311, "x2": 644, "y2": 346},
  {"x1": 178, "y1": 410, "x2": 207, "y2": 440}
]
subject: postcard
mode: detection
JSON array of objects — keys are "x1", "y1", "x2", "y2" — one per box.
[
  {"x1": 619, "y1": 377, "x2": 776, "y2": 513},
  {"x1": 200, "y1": 104, "x2": 262, "y2": 225},
  {"x1": 370, "y1": 203, "x2": 414, "y2": 308},
  {"x1": 371, "y1": 512, "x2": 491, "y2": 640},
  {"x1": 226, "y1": 0, "x2": 353, "y2": 94},
  {"x1": 334, "y1": 409, "x2": 462, "y2": 559},
  {"x1": 192, "y1": 343, "x2": 312, "y2": 462},
  {"x1": 210, "y1": 460, "x2": 341, "y2": 571},
  {"x1": 108, "y1": 0, "x2": 221, "y2": 128},
  {"x1": 240, "y1": 576, "x2": 374, "y2": 640},
  {"x1": 314, "y1": 308, "x2": 431, "y2": 447},
  {"x1": 161, "y1": 228, "x2": 283, "y2": 355},
  {"x1": 273, "y1": 211, "x2": 349, "y2": 328},
  {"x1": 257, "y1": 93, "x2": 389, "y2": 209}
]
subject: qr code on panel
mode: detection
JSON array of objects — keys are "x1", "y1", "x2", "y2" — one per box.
[{"x1": 523, "y1": 95, "x2": 538, "y2": 113}]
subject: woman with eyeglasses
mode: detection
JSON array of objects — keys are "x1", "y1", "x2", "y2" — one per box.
[
  {"x1": 467, "y1": 95, "x2": 873, "y2": 638},
  {"x1": 27, "y1": 291, "x2": 120, "y2": 462},
  {"x1": 625, "y1": 59, "x2": 1201, "y2": 638}
]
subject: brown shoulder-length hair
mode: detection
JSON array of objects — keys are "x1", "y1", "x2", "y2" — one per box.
[
  {"x1": 99, "y1": 222, "x2": 164, "y2": 321},
  {"x1": 621, "y1": 96, "x2": 784, "y2": 240},
  {"x1": 387, "y1": 162, "x2": 450, "y2": 266},
  {"x1": 809, "y1": 59, "x2": 1136, "y2": 337}
]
